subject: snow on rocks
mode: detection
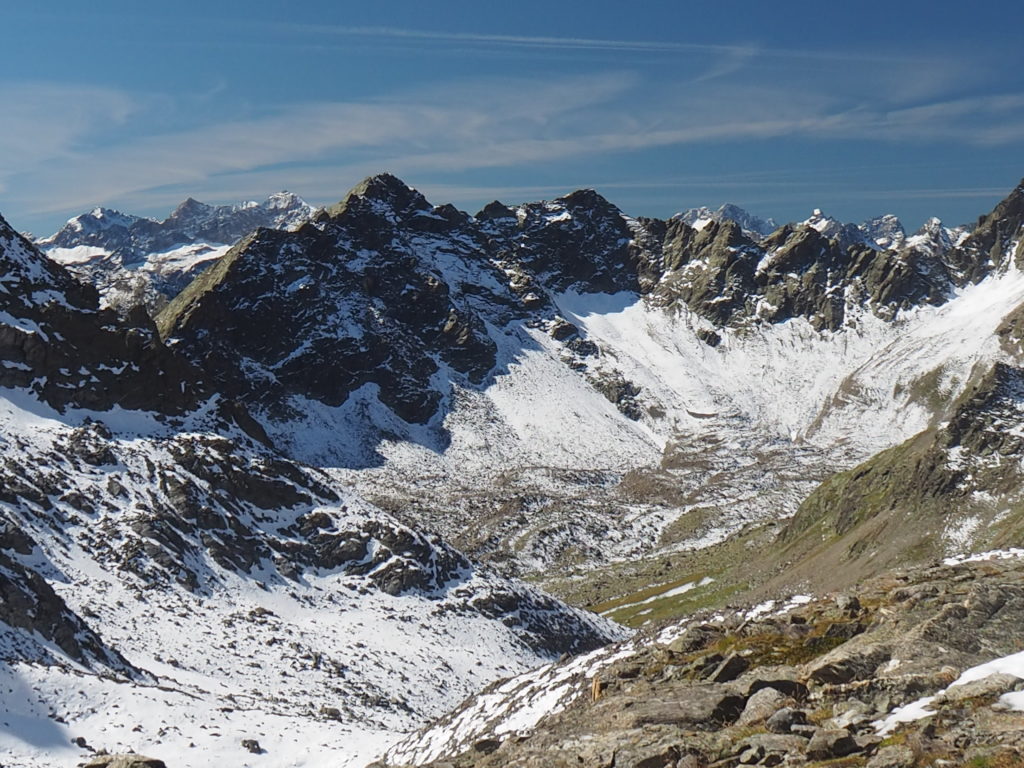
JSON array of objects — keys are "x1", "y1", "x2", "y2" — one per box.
[{"x1": 0, "y1": 384, "x2": 624, "y2": 768}]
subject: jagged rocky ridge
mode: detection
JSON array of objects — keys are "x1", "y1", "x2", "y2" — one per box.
[
  {"x1": 0, "y1": 214, "x2": 214, "y2": 415},
  {"x1": 155, "y1": 174, "x2": 1009, "y2": 441},
  {"x1": 0, "y1": 215, "x2": 625, "y2": 768},
  {"x1": 37, "y1": 192, "x2": 315, "y2": 311}
]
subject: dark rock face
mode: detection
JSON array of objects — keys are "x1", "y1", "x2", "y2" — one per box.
[
  {"x1": 0, "y1": 214, "x2": 211, "y2": 415},
  {"x1": 0, "y1": 541, "x2": 133, "y2": 672},
  {"x1": 485, "y1": 187, "x2": 659, "y2": 294},
  {"x1": 157, "y1": 177, "x2": 505, "y2": 425},
  {"x1": 861, "y1": 214, "x2": 906, "y2": 250},
  {"x1": 949, "y1": 179, "x2": 1024, "y2": 278},
  {"x1": 653, "y1": 219, "x2": 761, "y2": 324},
  {"x1": 155, "y1": 174, "x2": 1009, "y2": 444}
]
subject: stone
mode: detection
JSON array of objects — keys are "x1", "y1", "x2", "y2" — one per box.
[
  {"x1": 828, "y1": 699, "x2": 872, "y2": 730},
  {"x1": 241, "y1": 738, "x2": 263, "y2": 754},
  {"x1": 473, "y1": 739, "x2": 502, "y2": 755},
  {"x1": 667, "y1": 626, "x2": 724, "y2": 655},
  {"x1": 806, "y1": 643, "x2": 891, "y2": 685},
  {"x1": 836, "y1": 594, "x2": 862, "y2": 616},
  {"x1": 866, "y1": 745, "x2": 916, "y2": 768},
  {"x1": 737, "y1": 744, "x2": 764, "y2": 764},
  {"x1": 632, "y1": 745, "x2": 683, "y2": 768},
  {"x1": 744, "y1": 665, "x2": 808, "y2": 700},
  {"x1": 81, "y1": 756, "x2": 167, "y2": 768},
  {"x1": 939, "y1": 672, "x2": 1020, "y2": 704},
  {"x1": 737, "y1": 686, "x2": 787, "y2": 726},
  {"x1": 765, "y1": 706, "x2": 807, "y2": 734},
  {"x1": 734, "y1": 734, "x2": 804, "y2": 763},
  {"x1": 625, "y1": 685, "x2": 746, "y2": 729},
  {"x1": 855, "y1": 733, "x2": 884, "y2": 754},
  {"x1": 709, "y1": 652, "x2": 750, "y2": 683},
  {"x1": 806, "y1": 728, "x2": 861, "y2": 760}
]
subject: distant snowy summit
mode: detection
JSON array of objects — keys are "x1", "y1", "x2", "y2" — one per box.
[
  {"x1": 676, "y1": 202, "x2": 778, "y2": 239},
  {"x1": 39, "y1": 191, "x2": 314, "y2": 258},
  {"x1": 677, "y1": 202, "x2": 971, "y2": 256},
  {"x1": 36, "y1": 192, "x2": 316, "y2": 310}
]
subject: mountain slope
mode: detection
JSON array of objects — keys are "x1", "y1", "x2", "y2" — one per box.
[
  {"x1": 0, "y1": 218, "x2": 626, "y2": 768},
  {"x1": 148, "y1": 176, "x2": 1024, "y2": 603}
]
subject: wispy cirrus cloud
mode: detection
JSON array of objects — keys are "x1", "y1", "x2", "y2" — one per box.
[
  {"x1": 4, "y1": 64, "x2": 1024, "y2": 233},
  {"x1": 276, "y1": 23, "x2": 950, "y2": 67},
  {"x1": 0, "y1": 83, "x2": 135, "y2": 177}
]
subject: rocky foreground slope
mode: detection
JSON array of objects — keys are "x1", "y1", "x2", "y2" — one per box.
[{"x1": 382, "y1": 552, "x2": 1024, "y2": 768}]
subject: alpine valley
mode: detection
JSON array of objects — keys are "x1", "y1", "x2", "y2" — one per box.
[{"x1": 2, "y1": 172, "x2": 1024, "y2": 768}]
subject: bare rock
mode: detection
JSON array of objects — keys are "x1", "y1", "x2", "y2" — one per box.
[
  {"x1": 737, "y1": 686, "x2": 788, "y2": 726},
  {"x1": 81, "y1": 755, "x2": 167, "y2": 768},
  {"x1": 624, "y1": 685, "x2": 746, "y2": 729},
  {"x1": 938, "y1": 672, "x2": 1021, "y2": 704},
  {"x1": 806, "y1": 642, "x2": 891, "y2": 685},
  {"x1": 866, "y1": 744, "x2": 916, "y2": 768},
  {"x1": 765, "y1": 706, "x2": 807, "y2": 734},
  {"x1": 709, "y1": 652, "x2": 750, "y2": 683},
  {"x1": 806, "y1": 728, "x2": 861, "y2": 760}
]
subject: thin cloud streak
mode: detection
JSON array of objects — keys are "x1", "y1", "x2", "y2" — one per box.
[
  {"x1": 281, "y1": 22, "x2": 943, "y2": 65},
  {"x1": 6, "y1": 68, "x2": 1024, "y2": 231}
]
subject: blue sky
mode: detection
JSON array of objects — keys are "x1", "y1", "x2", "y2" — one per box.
[{"x1": 3, "y1": 1, "x2": 1024, "y2": 236}]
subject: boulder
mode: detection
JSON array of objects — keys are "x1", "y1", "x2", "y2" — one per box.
[
  {"x1": 939, "y1": 672, "x2": 1021, "y2": 704},
  {"x1": 81, "y1": 756, "x2": 167, "y2": 768},
  {"x1": 806, "y1": 728, "x2": 861, "y2": 760},
  {"x1": 765, "y1": 706, "x2": 807, "y2": 734},
  {"x1": 709, "y1": 653, "x2": 750, "y2": 683},
  {"x1": 737, "y1": 686, "x2": 787, "y2": 726},
  {"x1": 866, "y1": 744, "x2": 916, "y2": 768},
  {"x1": 734, "y1": 734, "x2": 804, "y2": 764},
  {"x1": 624, "y1": 685, "x2": 746, "y2": 729},
  {"x1": 806, "y1": 643, "x2": 891, "y2": 685}
]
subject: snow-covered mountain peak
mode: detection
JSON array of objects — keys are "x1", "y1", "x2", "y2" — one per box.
[
  {"x1": 860, "y1": 213, "x2": 906, "y2": 250},
  {"x1": 904, "y1": 215, "x2": 955, "y2": 257},
  {"x1": 43, "y1": 207, "x2": 143, "y2": 244},
  {"x1": 327, "y1": 173, "x2": 432, "y2": 222},
  {"x1": 676, "y1": 202, "x2": 777, "y2": 239},
  {"x1": 263, "y1": 190, "x2": 306, "y2": 210},
  {"x1": 800, "y1": 208, "x2": 866, "y2": 250}
]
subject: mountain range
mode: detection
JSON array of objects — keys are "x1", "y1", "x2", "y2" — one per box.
[
  {"x1": 37, "y1": 192, "x2": 315, "y2": 312},
  {"x1": 2, "y1": 172, "x2": 1024, "y2": 766}
]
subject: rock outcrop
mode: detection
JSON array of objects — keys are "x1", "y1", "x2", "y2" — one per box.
[{"x1": 383, "y1": 556, "x2": 1024, "y2": 767}]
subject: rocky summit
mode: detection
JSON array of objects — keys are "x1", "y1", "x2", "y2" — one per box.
[{"x1": 2, "y1": 172, "x2": 1024, "y2": 768}]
